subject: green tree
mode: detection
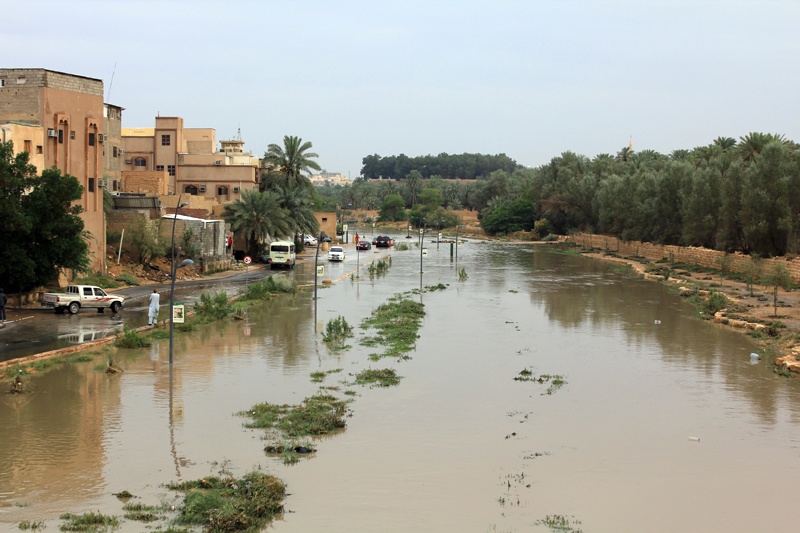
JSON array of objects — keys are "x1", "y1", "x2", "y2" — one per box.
[
  {"x1": 222, "y1": 190, "x2": 291, "y2": 257},
  {"x1": 765, "y1": 263, "x2": 793, "y2": 317},
  {"x1": 379, "y1": 194, "x2": 406, "y2": 222},
  {"x1": 262, "y1": 135, "x2": 321, "y2": 192},
  {"x1": 129, "y1": 216, "x2": 167, "y2": 263},
  {"x1": 0, "y1": 142, "x2": 90, "y2": 290}
]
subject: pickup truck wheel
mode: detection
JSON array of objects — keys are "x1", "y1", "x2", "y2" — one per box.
[
  {"x1": 110, "y1": 302, "x2": 121, "y2": 313},
  {"x1": 68, "y1": 302, "x2": 80, "y2": 315}
]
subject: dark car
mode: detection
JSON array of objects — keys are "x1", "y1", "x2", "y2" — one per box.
[
  {"x1": 356, "y1": 240, "x2": 372, "y2": 251},
  {"x1": 373, "y1": 235, "x2": 395, "y2": 247}
]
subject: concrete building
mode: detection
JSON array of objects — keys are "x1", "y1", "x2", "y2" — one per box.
[
  {"x1": 121, "y1": 117, "x2": 259, "y2": 206},
  {"x1": 102, "y1": 103, "x2": 125, "y2": 192},
  {"x1": 0, "y1": 68, "x2": 107, "y2": 275},
  {"x1": 310, "y1": 170, "x2": 350, "y2": 187}
]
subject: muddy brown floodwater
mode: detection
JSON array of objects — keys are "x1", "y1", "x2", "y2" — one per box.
[{"x1": 2, "y1": 240, "x2": 800, "y2": 532}]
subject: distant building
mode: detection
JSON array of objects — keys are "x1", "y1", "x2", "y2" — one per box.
[
  {"x1": 310, "y1": 170, "x2": 350, "y2": 187},
  {"x1": 0, "y1": 68, "x2": 107, "y2": 275},
  {"x1": 121, "y1": 117, "x2": 259, "y2": 212}
]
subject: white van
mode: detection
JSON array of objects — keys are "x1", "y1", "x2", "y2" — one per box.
[{"x1": 267, "y1": 240, "x2": 296, "y2": 269}]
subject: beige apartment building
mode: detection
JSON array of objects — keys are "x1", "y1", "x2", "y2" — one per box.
[
  {"x1": 121, "y1": 117, "x2": 259, "y2": 215},
  {"x1": 0, "y1": 68, "x2": 108, "y2": 275}
]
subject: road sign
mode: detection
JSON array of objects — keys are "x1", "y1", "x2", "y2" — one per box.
[
  {"x1": 243, "y1": 256, "x2": 252, "y2": 265},
  {"x1": 317, "y1": 265, "x2": 324, "y2": 275},
  {"x1": 343, "y1": 224, "x2": 348, "y2": 232},
  {"x1": 173, "y1": 303, "x2": 185, "y2": 324}
]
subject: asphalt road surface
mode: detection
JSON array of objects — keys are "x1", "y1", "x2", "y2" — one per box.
[{"x1": 0, "y1": 265, "x2": 276, "y2": 363}]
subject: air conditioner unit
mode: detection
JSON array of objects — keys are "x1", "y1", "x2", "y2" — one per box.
[
  {"x1": 233, "y1": 187, "x2": 240, "y2": 193},
  {"x1": 98, "y1": 134, "x2": 106, "y2": 142},
  {"x1": 119, "y1": 149, "x2": 125, "y2": 154},
  {"x1": 199, "y1": 185, "x2": 207, "y2": 192},
  {"x1": 214, "y1": 160, "x2": 222, "y2": 166},
  {"x1": 97, "y1": 179, "x2": 104, "y2": 187},
  {"x1": 47, "y1": 128, "x2": 58, "y2": 138},
  {"x1": 124, "y1": 159, "x2": 132, "y2": 164}
]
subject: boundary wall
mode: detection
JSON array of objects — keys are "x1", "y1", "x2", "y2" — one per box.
[{"x1": 567, "y1": 233, "x2": 800, "y2": 283}]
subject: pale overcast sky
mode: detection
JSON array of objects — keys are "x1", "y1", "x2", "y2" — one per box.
[{"x1": 5, "y1": 0, "x2": 799, "y2": 177}]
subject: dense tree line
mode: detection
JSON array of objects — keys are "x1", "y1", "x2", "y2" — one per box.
[
  {"x1": 0, "y1": 141, "x2": 90, "y2": 292},
  {"x1": 360, "y1": 152, "x2": 519, "y2": 180},
  {"x1": 482, "y1": 133, "x2": 800, "y2": 257}
]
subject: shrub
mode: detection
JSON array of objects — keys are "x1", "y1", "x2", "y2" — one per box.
[
  {"x1": 194, "y1": 291, "x2": 232, "y2": 321},
  {"x1": 115, "y1": 272, "x2": 140, "y2": 286},
  {"x1": 115, "y1": 327, "x2": 152, "y2": 348}
]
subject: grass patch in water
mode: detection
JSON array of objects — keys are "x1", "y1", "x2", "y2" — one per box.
[
  {"x1": 514, "y1": 369, "x2": 567, "y2": 395},
  {"x1": 310, "y1": 368, "x2": 343, "y2": 383},
  {"x1": 536, "y1": 514, "x2": 583, "y2": 532},
  {"x1": 240, "y1": 275, "x2": 295, "y2": 300},
  {"x1": 59, "y1": 510, "x2": 120, "y2": 531},
  {"x1": 146, "y1": 328, "x2": 171, "y2": 340},
  {"x1": 114, "y1": 327, "x2": 152, "y2": 348},
  {"x1": 17, "y1": 520, "x2": 44, "y2": 530},
  {"x1": 122, "y1": 502, "x2": 165, "y2": 522},
  {"x1": 354, "y1": 368, "x2": 401, "y2": 387},
  {"x1": 168, "y1": 471, "x2": 286, "y2": 532},
  {"x1": 360, "y1": 295, "x2": 425, "y2": 359},
  {"x1": 323, "y1": 316, "x2": 353, "y2": 350},
  {"x1": 240, "y1": 393, "x2": 350, "y2": 437}
]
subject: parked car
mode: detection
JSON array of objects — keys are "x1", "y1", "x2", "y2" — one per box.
[
  {"x1": 373, "y1": 235, "x2": 395, "y2": 247},
  {"x1": 328, "y1": 246, "x2": 346, "y2": 262},
  {"x1": 302, "y1": 234, "x2": 318, "y2": 246},
  {"x1": 356, "y1": 240, "x2": 372, "y2": 251}
]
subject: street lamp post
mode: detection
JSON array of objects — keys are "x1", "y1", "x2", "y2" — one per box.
[
  {"x1": 314, "y1": 231, "x2": 322, "y2": 331},
  {"x1": 168, "y1": 198, "x2": 192, "y2": 365}
]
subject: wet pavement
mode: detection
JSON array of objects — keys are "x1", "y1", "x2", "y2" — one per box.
[{"x1": 2, "y1": 237, "x2": 800, "y2": 532}]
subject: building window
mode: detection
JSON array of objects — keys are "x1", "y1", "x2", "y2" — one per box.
[
  {"x1": 24, "y1": 140, "x2": 31, "y2": 153},
  {"x1": 168, "y1": 165, "x2": 175, "y2": 176},
  {"x1": 156, "y1": 165, "x2": 164, "y2": 171},
  {"x1": 36, "y1": 145, "x2": 43, "y2": 154},
  {"x1": 217, "y1": 186, "x2": 229, "y2": 196},
  {"x1": 16, "y1": 76, "x2": 26, "y2": 85},
  {"x1": 70, "y1": 131, "x2": 76, "y2": 140},
  {"x1": 58, "y1": 130, "x2": 64, "y2": 144},
  {"x1": 185, "y1": 185, "x2": 198, "y2": 195},
  {"x1": 161, "y1": 134, "x2": 171, "y2": 146},
  {"x1": 0, "y1": 79, "x2": 4, "y2": 87},
  {"x1": 88, "y1": 133, "x2": 96, "y2": 146},
  {"x1": 88, "y1": 178, "x2": 95, "y2": 192},
  {"x1": 134, "y1": 158, "x2": 146, "y2": 167},
  {"x1": 113, "y1": 146, "x2": 118, "y2": 157}
]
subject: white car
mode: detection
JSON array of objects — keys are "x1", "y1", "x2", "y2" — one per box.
[
  {"x1": 328, "y1": 246, "x2": 345, "y2": 262},
  {"x1": 303, "y1": 234, "x2": 318, "y2": 246}
]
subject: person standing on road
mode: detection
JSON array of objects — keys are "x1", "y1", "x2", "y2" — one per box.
[
  {"x1": 0, "y1": 288, "x2": 7, "y2": 322},
  {"x1": 148, "y1": 288, "x2": 160, "y2": 326}
]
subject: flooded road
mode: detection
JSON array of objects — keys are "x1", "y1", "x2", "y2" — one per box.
[{"x1": 2, "y1": 240, "x2": 799, "y2": 532}]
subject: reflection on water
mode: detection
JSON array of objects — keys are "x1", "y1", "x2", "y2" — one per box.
[{"x1": 2, "y1": 243, "x2": 800, "y2": 532}]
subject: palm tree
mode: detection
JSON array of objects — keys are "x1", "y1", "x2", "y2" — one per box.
[
  {"x1": 713, "y1": 136, "x2": 736, "y2": 151},
  {"x1": 222, "y1": 190, "x2": 291, "y2": 256},
  {"x1": 736, "y1": 132, "x2": 788, "y2": 163},
  {"x1": 274, "y1": 185, "x2": 319, "y2": 242},
  {"x1": 262, "y1": 135, "x2": 321, "y2": 191},
  {"x1": 405, "y1": 170, "x2": 423, "y2": 206}
]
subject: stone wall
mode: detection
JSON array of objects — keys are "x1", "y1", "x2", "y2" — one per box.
[
  {"x1": 121, "y1": 170, "x2": 169, "y2": 195},
  {"x1": 160, "y1": 218, "x2": 227, "y2": 260},
  {"x1": 568, "y1": 233, "x2": 800, "y2": 282}
]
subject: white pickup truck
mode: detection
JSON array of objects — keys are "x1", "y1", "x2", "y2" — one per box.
[{"x1": 41, "y1": 285, "x2": 125, "y2": 314}]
